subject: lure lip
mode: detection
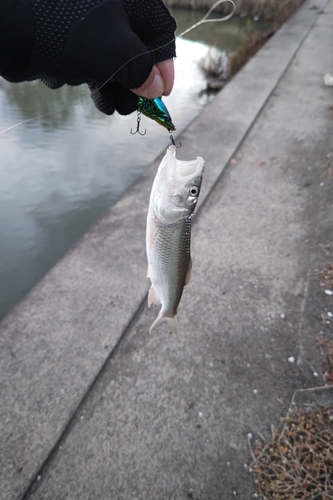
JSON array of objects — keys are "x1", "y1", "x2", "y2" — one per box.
[{"x1": 153, "y1": 116, "x2": 176, "y2": 133}]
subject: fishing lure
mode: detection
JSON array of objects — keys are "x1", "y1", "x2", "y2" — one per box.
[
  {"x1": 131, "y1": 96, "x2": 179, "y2": 146},
  {"x1": 137, "y1": 97, "x2": 176, "y2": 133}
]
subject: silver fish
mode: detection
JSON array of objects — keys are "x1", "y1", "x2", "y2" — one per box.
[{"x1": 146, "y1": 145, "x2": 205, "y2": 334}]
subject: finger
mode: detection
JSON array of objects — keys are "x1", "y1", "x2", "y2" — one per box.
[
  {"x1": 156, "y1": 58, "x2": 174, "y2": 96},
  {"x1": 89, "y1": 82, "x2": 138, "y2": 116},
  {"x1": 130, "y1": 66, "x2": 164, "y2": 98}
]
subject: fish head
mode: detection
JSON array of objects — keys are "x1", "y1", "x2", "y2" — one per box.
[{"x1": 152, "y1": 146, "x2": 205, "y2": 223}]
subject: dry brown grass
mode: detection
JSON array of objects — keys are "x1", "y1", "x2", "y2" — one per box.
[
  {"x1": 316, "y1": 263, "x2": 333, "y2": 291},
  {"x1": 316, "y1": 337, "x2": 333, "y2": 385},
  {"x1": 198, "y1": 47, "x2": 229, "y2": 81},
  {"x1": 324, "y1": 157, "x2": 333, "y2": 183},
  {"x1": 250, "y1": 407, "x2": 333, "y2": 499}
]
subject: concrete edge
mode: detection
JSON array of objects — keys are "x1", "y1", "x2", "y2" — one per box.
[{"x1": 290, "y1": 385, "x2": 333, "y2": 409}]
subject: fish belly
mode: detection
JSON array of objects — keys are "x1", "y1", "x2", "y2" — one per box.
[{"x1": 147, "y1": 218, "x2": 192, "y2": 334}]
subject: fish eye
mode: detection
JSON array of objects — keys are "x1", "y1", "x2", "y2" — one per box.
[{"x1": 189, "y1": 186, "x2": 199, "y2": 197}]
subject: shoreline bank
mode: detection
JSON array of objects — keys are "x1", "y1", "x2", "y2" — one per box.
[{"x1": 165, "y1": 0, "x2": 305, "y2": 21}]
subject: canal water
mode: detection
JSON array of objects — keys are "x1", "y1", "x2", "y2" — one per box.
[{"x1": 0, "y1": 10, "x2": 272, "y2": 321}]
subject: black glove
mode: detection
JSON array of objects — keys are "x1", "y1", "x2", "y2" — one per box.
[{"x1": 2, "y1": 0, "x2": 176, "y2": 115}]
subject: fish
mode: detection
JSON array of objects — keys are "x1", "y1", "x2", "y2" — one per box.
[
  {"x1": 137, "y1": 97, "x2": 176, "y2": 132},
  {"x1": 146, "y1": 145, "x2": 205, "y2": 334}
]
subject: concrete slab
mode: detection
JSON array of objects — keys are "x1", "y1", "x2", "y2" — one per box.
[{"x1": 0, "y1": 0, "x2": 332, "y2": 499}]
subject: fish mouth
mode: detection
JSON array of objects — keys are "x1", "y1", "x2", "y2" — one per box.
[
  {"x1": 168, "y1": 146, "x2": 205, "y2": 179},
  {"x1": 176, "y1": 158, "x2": 205, "y2": 177}
]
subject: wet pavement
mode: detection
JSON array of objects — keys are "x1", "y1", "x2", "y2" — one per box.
[{"x1": 1, "y1": 0, "x2": 333, "y2": 499}]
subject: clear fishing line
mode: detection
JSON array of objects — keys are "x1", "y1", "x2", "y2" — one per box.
[{"x1": 0, "y1": 0, "x2": 236, "y2": 136}]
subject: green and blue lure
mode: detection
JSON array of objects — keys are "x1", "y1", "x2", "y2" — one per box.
[
  {"x1": 131, "y1": 97, "x2": 176, "y2": 139},
  {"x1": 131, "y1": 96, "x2": 178, "y2": 146},
  {"x1": 137, "y1": 97, "x2": 176, "y2": 133}
]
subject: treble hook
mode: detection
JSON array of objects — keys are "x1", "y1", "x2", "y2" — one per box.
[
  {"x1": 130, "y1": 111, "x2": 146, "y2": 136},
  {"x1": 169, "y1": 134, "x2": 182, "y2": 148}
]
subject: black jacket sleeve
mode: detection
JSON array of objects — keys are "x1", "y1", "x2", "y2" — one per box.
[{"x1": 0, "y1": 0, "x2": 176, "y2": 115}]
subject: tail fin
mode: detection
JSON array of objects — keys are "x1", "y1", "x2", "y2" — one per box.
[{"x1": 149, "y1": 310, "x2": 178, "y2": 334}]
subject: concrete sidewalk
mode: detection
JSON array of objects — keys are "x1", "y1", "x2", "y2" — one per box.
[{"x1": 1, "y1": 0, "x2": 333, "y2": 498}]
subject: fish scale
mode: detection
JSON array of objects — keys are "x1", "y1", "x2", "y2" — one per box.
[{"x1": 152, "y1": 218, "x2": 192, "y2": 315}]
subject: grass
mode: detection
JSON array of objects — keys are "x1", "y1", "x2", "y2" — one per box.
[
  {"x1": 316, "y1": 337, "x2": 333, "y2": 385},
  {"x1": 250, "y1": 407, "x2": 333, "y2": 499},
  {"x1": 198, "y1": 47, "x2": 229, "y2": 83},
  {"x1": 316, "y1": 263, "x2": 333, "y2": 290}
]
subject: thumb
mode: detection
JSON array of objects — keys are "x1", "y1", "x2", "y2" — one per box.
[{"x1": 130, "y1": 66, "x2": 164, "y2": 99}]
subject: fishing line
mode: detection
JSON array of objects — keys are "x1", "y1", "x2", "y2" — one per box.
[{"x1": 0, "y1": 0, "x2": 236, "y2": 136}]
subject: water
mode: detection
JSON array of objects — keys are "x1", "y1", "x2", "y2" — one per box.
[{"x1": 0, "y1": 11, "x2": 272, "y2": 321}]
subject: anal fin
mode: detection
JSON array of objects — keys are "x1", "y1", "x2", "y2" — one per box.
[{"x1": 148, "y1": 284, "x2": 160, "y2": 307}]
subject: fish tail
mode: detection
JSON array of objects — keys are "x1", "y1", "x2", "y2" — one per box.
[{"x1": 149, "y1": 311, "x2": 178, "y2": 334}]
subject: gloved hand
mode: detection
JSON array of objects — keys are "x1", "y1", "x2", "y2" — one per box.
[{"x1": 7, "y1": 0, "x2": 177, "y2": 115}]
